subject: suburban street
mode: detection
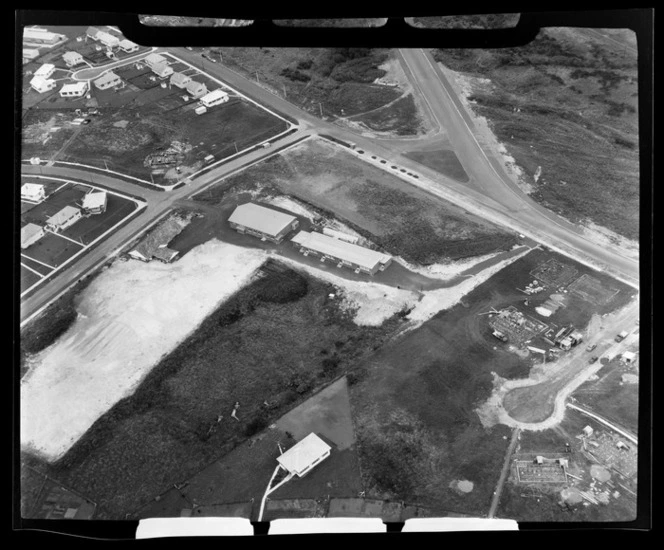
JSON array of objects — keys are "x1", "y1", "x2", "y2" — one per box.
[{"x1": 20, "y1": 45, "x2": 639, "y2": 325}]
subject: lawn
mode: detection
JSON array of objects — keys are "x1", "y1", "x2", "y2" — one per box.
[
  {"x1": 433, "y1": 27, "x2": 639, "y2": 240},
  {"x1": 197, "y1": 137, "x2": 517, "y2": 264},
  {"x1": 30, "y1": 262, "x2": 401, "y2": 518},
  {"x1": 21, "y1": 232, "x2": 82, "y2": 268},
  {"x1": 60, "y1": 194, "x2": 138, "y2": 245}
]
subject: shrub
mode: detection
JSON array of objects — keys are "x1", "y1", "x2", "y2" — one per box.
[
  {"x1": 245, "y1": 413, "x2": 269, "y2": 437},
  {"x1": 255, "y1": 270, "x2": 309, "y2": 304},
  {"x1": 321, "y1": 355, "x2": 341, "y2": 375}
]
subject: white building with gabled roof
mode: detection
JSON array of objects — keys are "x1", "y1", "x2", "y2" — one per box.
[
  {"x1": 21, "y1": 183, "x2": 46, "y2": 202},
  {"x1": 145, "y1": 52, "x2": 167, "y2": 68},
  {"x1": 46, "y1": 206, "x2": 82, "y2": 232},
  {"x1": 94, "y1": 71, "x2": 121, "y2": 90},
  {"x1": 23, "y1": 48, "x2": 40, "y2": 63},
  {"x1": 81, "y1": 191, "x2": 107, "y2": 214},
  {"x1": 62, "y1": 51, "x2": 84, "y2": 67},
  {"x1": 170, "y1": 72, "x2": 192, "y2": 89},
  {"x1": 96, "y1": 30, "x2": 120, "y2": 49},
  {"x1": 34, "y1": 63, "x2": 55, "y2": 79},
  {"x1": 199, "y1": 89, "x2": 229, "y2": 108},
  {"x1": 228, "y1": 202, "x2": 299, "y2": 243},
  {"x1": 150, "y1": 61, "x2": 173, "y2": 78},
  {"x1": 276, "y1": 433, "x2": 331, "y2": 478},
  {"x1": 21, "y1": 223, "x2": 45, "y2": 249},
  {"x1": 118, "y1": 39, "x2": 139, "y2": 53},
  {"x1": 185, "y1": 80, "x2": 208, "y2": 99},
  {"x1": 30, "y1": 76, "x2": 56, "y2": 94}
]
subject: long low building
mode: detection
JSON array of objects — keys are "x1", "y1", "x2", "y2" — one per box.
[
  {"x1": 291, "y1": 230, "x2": 392, "y2": 275},
  {"x1": 228, "y1": 202, "x2": 299, "y2": 243}
]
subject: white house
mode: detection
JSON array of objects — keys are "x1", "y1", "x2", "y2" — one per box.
[
  {"x1": 34, "y1": 63, "x2": 55, "y2": 79},
  {"x1": 46, "y1": 206, "x2": 82, "y2": 232},
  {"x1": 21, "y1": 223, "x2": 45, "y2": 249},
  {"x1": 150, "y1": 61, "x2": 173, "y2": 78},
  {"x1": 23, "y1": 48, "x2": 40, "y2": 63},
  {"x1": 59, "y1": 82, "x2": 88, "y2": 98},
  {"x1": 276, "y1": 433, "x2": 331, "y2": 478},
  {"x1": 21, "y1": 183, "x2": 46, "y2": 202},
  {"x1": 86, "y1": 26, "x2": 101, "y2": 41},
  {"x1": 145, "y1": 52, "x2": 167, "y2": 68},
  {"x1": 97, "y1": 31, "x2": 120, "y2": 49},
  {"x1": 81, "y1": 191, "x2": 108, "y2": 214},
  {"x1": 199, "y1": 89, "x2": 229, "y2": 108},
  {"x1": 170, "y1": 72, "x2": 192, "y2": 89},
  {"x1": 24, "y1": 27, "x2": 62, "y2": 45},
  {"x1": 94, "y1": 71, "x2": 122, "y2": 90},
  {"x1": 118, "y1": 39, "x2": 139, "y2": 53},
  {"x1": 185, "y1": 80, "x2": 208, "y2": 99},
  {"x1": 62, "y1": 51, "x2": 84, "y2": 67},
  {"x1": 30, "y1": 76, "x2": 56, "y2": 94}
]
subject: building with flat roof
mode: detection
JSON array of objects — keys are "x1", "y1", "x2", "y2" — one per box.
[
  {"x1": 291, "y1": 231, "x2": 392, "y2": 275},
  {"x1": 24, "y1": 27, "x2": 62, "y2": 45},
  {"x1": 21, "y1": 223, "x2": 45, "y2": 249},
  {"x1": 81, "y1": 191, "x2": 107, "y2": 214},
  {"x1": 21, "y1": 183, "x2": 46, "y2": 202},
  {"x1": 170, "y1": 72, "x2": 192, "y2": 89},
  {"x1": 30, "y1": 76, "x2": 56, "y2": 94},
  {"x1": 622, "y1": 351, "x2": 637, "y2": 364},
  {"x1": 228, "y1": 202, "x2": 299, "y2": 243},
  {"x1": 276, "y1": 433, "x2": 331, "y2": 478},
  {"x1": 199, "y1": 89, "x2": 229, "y2": 108},
  {"x1": 94, "y1": 71, "x2": 121, "y2": 90},
  {"x1": 34, "y1": 63, "x2": 55, "y2": 79},
  {"x1": 59, "y1": 82, "x2": 88, "y2": 98},
  {"x1": 46, "y1": 206, "x2": 82, "y2": 232},
  {"x1": 62, "y1": 51, "x2": 84, "y2": 67},
  {"x1": 185, "y1": 80, "x2": 208, "y2": 99},
  {"x1": 118, "y1": 39, "x2": 139, "y2": 53}
]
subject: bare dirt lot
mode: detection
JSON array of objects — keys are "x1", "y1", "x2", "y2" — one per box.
[{"x1": 197, "y1": 137, "x2": 517, "y2": 264}]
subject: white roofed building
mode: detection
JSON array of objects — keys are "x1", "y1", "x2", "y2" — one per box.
[
  {"x1": 199, "y1": 89, "x2": 229, "y2": 108},
  {"x1": 277, "y1": 433, "x2": 331, "y2": 478},
  {"x1": 94, "y1": 71, "x2": 121, "y2": 90},
  {"x1": 35, "y1": 63, "x2": 55, "y2": 79},
  {"x1": 185, "y1": 80, "x2": 208, "y2": 99},
  {"x1": 228, "y1": 202, "x2": 299, "y2": 243},
  {"x1": 23, "y1": 48, "x2": 40, "y2": 63},
  {"x1": 170, "y1": 72, "x2": 192, "y2": 89},
  {"x1": 150, "y1": 61, "x2": 173, "y2": 78},
  {"x1": 21, "y1": 223, "x2": 45, "y2": 249},
  {"x1": 291, "y1": 231, "x2": 392, "y2": 275},
  {"x1": 46, "y1": 206, "x2": 82, "y2": 232},
  {"x1": 24, "y1": 27, "x2": 63, "y2": 45},
  {"x1": 81, "y1": 191, "x2": 108, "y2": 214},
  {"x1": 62, "y1": 51, "x2": 84, "y2": 67},
  {"x1": 145, "y1": 52, "x2": 167, "y2": 68},
  {"x1": 59, "y1": 82, "x2": 88, "y2": 98},
  {"x1": 118, "y1": 39, "x2": 139, "y2": 53},
  {"x1": 86, "y1": 27, "x2": 101, "y2": 40},
  {"x1": 96, "y1": 31, "x2": 120, "y2": 48},
  {"x1": 30, "y1": 76, "x2": 56, "y2": 94},
  {"x1": 21, "y1": 183, "x2": 46, "y2": 202}
]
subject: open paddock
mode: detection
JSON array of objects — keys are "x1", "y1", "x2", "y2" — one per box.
[{"x1": 568, "y1": 274, "x2": 620, "y2": 306}]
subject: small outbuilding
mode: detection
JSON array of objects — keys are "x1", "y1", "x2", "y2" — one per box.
[
  {"x1": 583, "y1": 425, "x2": 594, "y2": 437},
  {"x1": 21, "y1": 183, "x2": 46, "y2": 202},
  {"x1": 46, "y1": 205, "x2": 82, "y2": 232},
  {"x1": 276, "y1": 433, "x2": 331, "y2": 478},
  {"x1": 21, "y1": 223, "x2": 45, "y2": 249},
  {"x1": 62, "y1": 51, "x2": 84, "y2": 67},
  {"x1": 622, "y1": 351, "x2": 637, "y2": 364},
  {"x1": 228, "y1": 202, "x2": 299, "y2": 243}
]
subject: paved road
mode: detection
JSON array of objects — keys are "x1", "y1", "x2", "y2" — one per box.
[
  {"x1": 488, "y1": 427, "x2": 520, "y2": 518},
  {"x1": 174, "y1": 48, "x2": 639, "y2": 289},
  {"x1": 19, "y1": 129, "x2": 310, "y2": 325}
]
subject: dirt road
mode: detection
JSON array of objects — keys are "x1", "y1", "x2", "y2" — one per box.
[{"x1": 488, "y1": 428, "x2": 520, "y2": 518}]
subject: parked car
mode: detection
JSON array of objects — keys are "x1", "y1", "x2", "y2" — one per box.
[
  {"x1": 586, "y1": 343, "x2": 597, "y2": 352},
  {"x1": 589, "y1": 356, "x2": 598, "y2": 364}
]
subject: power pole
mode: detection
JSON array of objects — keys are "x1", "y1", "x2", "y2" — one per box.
[
  {"x1": 234, "y1": 142, "x2": 238, "y2": 154},
  {"x1": 255, "y1": 71, "x2": 260, "y2": 84},
  {"x1": 319, "y1": 102, "x2": 323, "y2": 118},
  {"x1": 282, "y1": 83, "x2": 287, "y2": 98}
]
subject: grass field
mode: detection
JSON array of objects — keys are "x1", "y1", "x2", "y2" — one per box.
[
  {"x1": 404, "y1": 148, "x2": 469, "y2": 182},
  {"x1": 26, "y1": 262, "x2": 401, "y2": 518},
  {"x1": 433, "y1": 27, "x2": 639, "y2": 240},
  {"x1": 352, "y1": 93, "x2": 425, "y2": 136},
  {"x1": 197, "y1": 137, "x2": 516, "y2": 264}
]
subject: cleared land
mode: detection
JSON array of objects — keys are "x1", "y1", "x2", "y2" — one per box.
[
  {"x1": 433, "y1": 27, "x2": 639, "y2": 240},
  {"x1": 23, "y1": 256, "x2": 401, "y2": 518},
  {"x1": 195, "y1": 137, "x2": 516, "y2": 264}
]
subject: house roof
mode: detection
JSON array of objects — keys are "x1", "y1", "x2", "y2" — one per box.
[
  {"x1": 131, "y1": 216, "x2": 189, "y2": 261},
  {"x1": 21, "y1": 183, "x2": 45, "y2": 196},
  {"x1": 119, "y1": 39, "x2": 138, "y2": 49},
  {"x1": 35, "y1": 63, "x2": 54, "y2": 77},
  {"x1": 277, "y1": 433, "x2": 331, "y2": 475},
  {"x1": 228, "y1": 203, "x2": 297, "y2": 238},
  {"x1": 94, "y1": 71, "x2": 120, "y2": 86},
  {"x1": 145, "y1": 52, "x2": 167, "y2": 65},
  {"x1": 86, "y1": 26, "x2": 101, "y2": 37},
  {"x1": 170, "y1": 72, "x2": 191, "y2": 85},
  {"x1": 200, "y1": 89, "x2": 228, "y2": 103},
  {"x1": 622, "y1": 351, "x2": 637, "y2": 360},
  {"x1": 60, "y1": 82, "x2": 88, "y2": 94},
  {"x1": 47, "y1": 205, "x2": 81, "y2": 226},
  {"x1": 21, "y1": 223, "x2": 44, "y2": 243},
  {"x1": 82, "y1": 191, "x2": 107, "y2": 209},
  {"x1": 185, "y1": 80, "x2": 207, "y2": 93},
  {"x1": 151, "y1": 61, "x2": 173, "y2": 75},
  {"x1": 63, "y1": 51, "x2": 83, "y2": 61},
  {"x1": 97, "y1": 31, "x2": 119, "y2": 45},
  {"x1": 291, "y1": 231, "x2": 392, "y2": 271},
  {"x1": 29, "y1": 75, "x2": 54, "y2": 89}
]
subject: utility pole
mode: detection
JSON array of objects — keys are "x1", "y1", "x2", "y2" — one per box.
[
  {"x1": 234, "y1": 142, "x2": 238, "y2": 154},
  {"x1": 103, "y1": 159, "x2": 108, "y2": 171},
  {"x1": 319, "y1": 102, "x2": 323, "y2": 118},
  {"x1": 282, "y1": 83, "x2": 287, "y2": 98}
]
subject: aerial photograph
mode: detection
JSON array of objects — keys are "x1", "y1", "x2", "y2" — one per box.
[{"x1": 16, "y1": 10, "x2": 649, "y2": 534}]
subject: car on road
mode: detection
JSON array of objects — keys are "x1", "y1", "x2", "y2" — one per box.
[
  {"x1": 586, "y1": 343, "x2": 597, "y2": 352},
  {"x1": 589, "y1": 356, "x2": 598, "y2": 364},
  {"x1": 201, "y1": 53, "x2": 217, "y2": 63}
]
